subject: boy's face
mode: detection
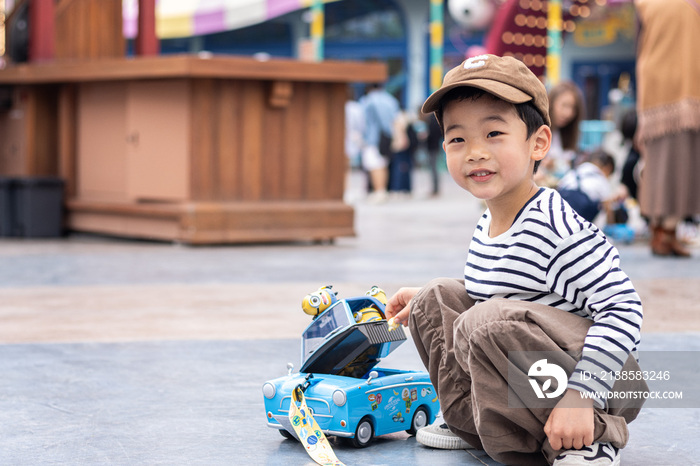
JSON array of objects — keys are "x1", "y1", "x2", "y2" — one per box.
[{"x1": 442, "y1": 94, "x2": 550, "y2": 207}]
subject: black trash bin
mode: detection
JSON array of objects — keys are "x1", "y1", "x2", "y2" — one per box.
[
  {"x1": 0, "y1": 177, "x2": 16, "y2": 236},
  {"x1": 14, "y1": 177, "x2": 65, "y2": 238}
]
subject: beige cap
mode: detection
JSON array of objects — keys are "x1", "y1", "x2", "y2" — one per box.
[{"x1": 422, "y1": 54, "x2": 550, "y2": 126}]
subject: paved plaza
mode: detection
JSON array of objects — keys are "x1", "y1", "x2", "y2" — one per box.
[{"x1": 1, "y1": 170, "x2": 698, "y2": 465}]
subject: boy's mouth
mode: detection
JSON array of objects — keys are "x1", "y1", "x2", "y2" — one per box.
[{"x1": 469, "y1": 170, "x2": 495, "y2": 182}]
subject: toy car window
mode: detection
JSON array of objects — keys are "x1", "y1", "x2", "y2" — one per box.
[{"x1": 302, "y1": 303, "x2": 352, "y2": 357}]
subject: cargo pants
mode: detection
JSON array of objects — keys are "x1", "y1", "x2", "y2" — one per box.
[{"x1": 409, "y1": 277, "x2": 647, "y2": 465}]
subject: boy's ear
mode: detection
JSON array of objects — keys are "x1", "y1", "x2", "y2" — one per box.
[{"x1": 531, "y1": 125, "x2": 552, "y2": 162}]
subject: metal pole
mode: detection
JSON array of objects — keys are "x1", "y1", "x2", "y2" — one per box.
[
  {"x1": 429, "y1": 0, "x2": 444, "y2": 92},
  {"x1": 547, "y1": 0, "x2": 562, "y2": 86},
  {"x1": 311, "y1": 0, "x2": 324, "y2": 61}
]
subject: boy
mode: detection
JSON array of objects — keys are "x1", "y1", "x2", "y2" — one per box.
[{"x1": 385, "y1": 55, "x2": 646, "y2": 465}]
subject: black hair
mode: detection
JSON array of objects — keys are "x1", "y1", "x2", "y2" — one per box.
[
  {"x1": 620, "y1": 108, "x2": 637, "y2": 142},
  {"x1": 586, "y1": 149, "x2": 616, "y2": 173},
  {"x1": 434, "y1": 87, "x2": 547, "y2": 173}
]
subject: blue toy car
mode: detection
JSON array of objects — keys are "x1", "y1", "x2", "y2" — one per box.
[{"x1": 262, "y1": 292, "x2": 441, "y2": 447}]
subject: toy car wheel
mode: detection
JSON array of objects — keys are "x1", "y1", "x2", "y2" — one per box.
[
  {"x1": 406, "y1": 406, "x2": 429, "y2": 436},
  {"x1": 279, "y1": 429, "x2": 297, "y2": 441},
  {"x1": 351, "y1": 417, "x2": 374, "y2": 448}
]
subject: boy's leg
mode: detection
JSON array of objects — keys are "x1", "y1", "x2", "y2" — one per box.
[
  {"x1": 409, "y1": 277, "x2": 484, "y2": 449},
  {"x1": 453, "y1": 298, "x2": 645, "y2": 465}
]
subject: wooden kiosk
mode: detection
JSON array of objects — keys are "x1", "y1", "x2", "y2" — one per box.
[{"x1": 0, "y1": 1, "x2": 386, "y2": 244}]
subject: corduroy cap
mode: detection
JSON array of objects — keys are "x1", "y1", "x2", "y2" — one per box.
[{"x1": 422, "y1": 54, "x2": 550, "y2": 126}]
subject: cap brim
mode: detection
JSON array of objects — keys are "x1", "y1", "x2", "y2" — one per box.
[{"x1": 422, "y1": 78, "x2": 533, "y2": 114}]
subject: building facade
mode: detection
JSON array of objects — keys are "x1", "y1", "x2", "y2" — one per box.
[{"x1": 127, "y1": 0, "x2": 636, "y2": 118}]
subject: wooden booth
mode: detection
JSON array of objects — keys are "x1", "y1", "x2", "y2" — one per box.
[
  {"x1": 0, "y1": 0, "x2": 385, "y2": 243},
  {"x1": 0, "y1": 55, "x2": 386, "y2": 244}
]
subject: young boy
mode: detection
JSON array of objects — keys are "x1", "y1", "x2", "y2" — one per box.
[{"x1": 385, "y1": 55, "x2": 646, "y2": 465}]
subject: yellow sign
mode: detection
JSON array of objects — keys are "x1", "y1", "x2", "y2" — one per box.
[{"x1": 573, "y1": 5, "x2": 636, "y2": 47}]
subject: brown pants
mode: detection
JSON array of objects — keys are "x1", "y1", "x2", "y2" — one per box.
[{"x1": 409, "y1": 278, "x2": 646, "y2": 465}]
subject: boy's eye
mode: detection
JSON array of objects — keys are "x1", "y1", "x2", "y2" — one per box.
[
  {"x1": 449, "y1": 137, "x2": 464, "y2": 144},
  {"x1": 487, "y1": 131, "x2": 502, "y2": 138}
]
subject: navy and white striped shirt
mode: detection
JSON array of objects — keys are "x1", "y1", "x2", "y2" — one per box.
[{"x1": 465, "y1": 187, "x2": 643, "y2": 406}]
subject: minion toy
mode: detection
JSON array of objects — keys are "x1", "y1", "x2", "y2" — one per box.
[
  {"x1": 365, "y1": 286, "x2": 388, "y2": 305},
  {"x1": 352, "y1": 286, "x2": 388, "y2": 323},
  {"x1": 352, "y1": 306, "x2": 383, "y2": 323},
  {"x1": 301, "y1": 286, "x2": 338, "y2": 318}
]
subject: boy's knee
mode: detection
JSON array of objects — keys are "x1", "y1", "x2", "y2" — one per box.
[
  {"x1": 455, "y1": 298, "x2": 511, "y2": 334},
  {"x1": 453, "y1": 298, "x2": 545, "y2": 355},
  {"x1": 413, "y1": 277, "x2": 468, "y2": 310}
]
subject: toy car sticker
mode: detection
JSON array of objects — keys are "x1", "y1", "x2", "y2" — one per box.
[
  {"x1": 368, "y1": 394, "x2": 376, "y2": 402},
  {"x1": 401, "y1": 388, "x2": 412, "y2": 412},
  {"x1": 289, "y1": 386, "x2": 345, "y2": 466},
  {"x1": 384, "y1": 396, "x2": 400, "y2": 413}
]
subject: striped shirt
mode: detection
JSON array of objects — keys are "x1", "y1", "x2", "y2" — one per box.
[{"x1": 465, "y1": 187, "x2": 643, "y2": 407}]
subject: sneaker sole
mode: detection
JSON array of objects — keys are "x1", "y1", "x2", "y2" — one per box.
[{"x1": 416, "y1": 429, "x2": 472, "y2": 450}]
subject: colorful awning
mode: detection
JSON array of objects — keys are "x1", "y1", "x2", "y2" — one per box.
[{"x1": 123, "y1": 0, "x2": 341, "y2": 39}]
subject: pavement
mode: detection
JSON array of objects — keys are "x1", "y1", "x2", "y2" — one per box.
[{"x1": 1, "y1": 169, "x2": 699, "y2": 465}]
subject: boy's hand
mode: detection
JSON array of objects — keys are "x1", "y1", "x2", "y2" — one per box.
[
  {"x1": 544, "y1": 388, "x2": 595, "y2": 451},
  {"x1": 384, "y1": 287, "x2": 421, "y2": 327}
]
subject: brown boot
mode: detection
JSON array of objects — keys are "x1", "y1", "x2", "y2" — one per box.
[
  {"x1": 666, "y1": 227, "x2": 691, "y2": 257},
  {"x1": 651, "y1": 226, "x2": 672, "y2": 256},
  {"x1": 651, "y1": 226, "x2": 691, "y2": 257}
]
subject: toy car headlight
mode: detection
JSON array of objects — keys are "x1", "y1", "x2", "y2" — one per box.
[
  {"x1": 262, "y1": 382, "x2": 276, "y2": 399},
  {"x1": 332, "y1": 389, "x2": 347, "y2": 407}
]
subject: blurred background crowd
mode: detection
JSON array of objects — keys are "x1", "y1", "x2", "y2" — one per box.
[{"x1": 0, "y1": 0, "x2": 697, "y2": 256}]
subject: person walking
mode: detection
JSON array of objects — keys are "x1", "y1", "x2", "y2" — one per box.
[
  {"x1": 387, "y1": 110, "x2": 419, "y2": 196},
  {"x1": 360, "y1": 82, "x2": 400, "y2": 203},
  {"x1": 634, "y1": 0, "x2": 700, "y2": 257}
]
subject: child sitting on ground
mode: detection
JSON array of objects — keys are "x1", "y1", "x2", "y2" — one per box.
[
  {"x1": 557, "y1": 150, "x2": 619, "y2": 223},
  {"x1": 385, "y1": 55, "x2": 647, "y2": 466}
]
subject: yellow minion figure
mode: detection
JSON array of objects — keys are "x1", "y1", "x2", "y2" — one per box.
[
  {"x1": 352, "y1": 306, "x2": 383, "y2": 323},
  {"x1": 301, "y1": 285, "x2": 338, "y2": 318},
  {"x1": 365, "y1": 286, "x2": 388, "y2": 305}
]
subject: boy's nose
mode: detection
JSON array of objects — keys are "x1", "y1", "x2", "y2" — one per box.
[{"x1": 467, "y1": 148, "x2": 489, "y2": 162}]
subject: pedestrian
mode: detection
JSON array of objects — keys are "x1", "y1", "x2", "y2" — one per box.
[
  {"x1": 537, "y1": 81, "x2": 585, "y2": 187},
  {"x1": 618, "y1": 109, "x2": 640, "y2": 202},
  {"x1": 557, "y1": 150, "x2": 618, "y2": 223},
  {"x1": 385, "y1": 55, "x2": 647, "y2": 465},
  {"x1": 344, "y1": 95, "x2": 365, "y2": 168},
  {"x1": 387, "y1": 110, "x2": 419, "y2": 196},
  {"x1": 359, "y1": 82, "x2": 400, "y2": 203},
  {"x1": 634, "y1": 0, "x2": 700, "y2": 257}
]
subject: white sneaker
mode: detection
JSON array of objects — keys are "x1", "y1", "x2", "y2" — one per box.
[
  {"x1": 367, "y1": 190, "x2": 388, "y2": 204},
  {"x1": 553, "y1": 442, "x2": 620, "y2": 465},
  {"x1": 415, "y1": 421, "x2": 473, "y2": 450}
]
